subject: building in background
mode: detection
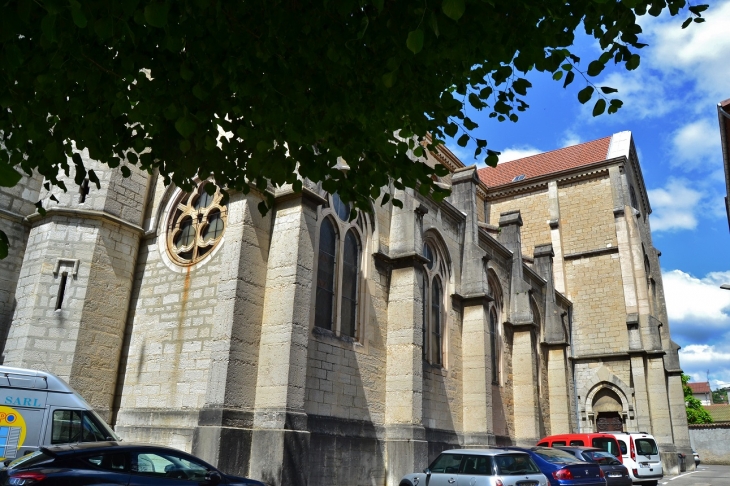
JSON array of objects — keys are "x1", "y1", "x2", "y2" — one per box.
[
  {"x1": 0, "y1": 131, "x2": 692, "y2": 485},
  {"x1": 688, "y1": 382, "x2": 713, "y2": 406}
]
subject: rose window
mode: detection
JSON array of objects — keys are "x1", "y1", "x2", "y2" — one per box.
[{"x1": 167, "y1": 182, "x2": 228, "y2": 266}]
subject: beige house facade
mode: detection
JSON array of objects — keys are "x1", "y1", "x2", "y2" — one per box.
[{"x1": 0, "y1": 131, "x2": 691, "y2": 485}]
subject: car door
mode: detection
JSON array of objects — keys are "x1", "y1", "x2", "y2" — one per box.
[
  {"x1": 428, "y1": 453, "x2": 464, "y2": 486},
  {"x1": 458, "y1": 454, "x2": 492, "y2": 486},
  {"x1": 128, "y1": 449, "x2": 212, "y2": 486}
]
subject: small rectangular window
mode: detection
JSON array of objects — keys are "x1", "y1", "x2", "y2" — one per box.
[
  {"x1": 52, "y1": 410, "x2": 83, "y2": 444},
  {"x1": 570, "y1": 440, "x2": 584, "y2": 446},
  {"x1": 55, "y1": 272, "x2": 68, "y2": 310},
  {"x1": 552, "y1": 441, "x2": 566, "y2": 446}
]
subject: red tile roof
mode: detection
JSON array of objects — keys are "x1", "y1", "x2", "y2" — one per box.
[
  {"x1": 688, "y1": 382, "x2": 712, "y2": 394},
  {"x1": 477, "y1": 136, "x2": 612, "y2": 188}
]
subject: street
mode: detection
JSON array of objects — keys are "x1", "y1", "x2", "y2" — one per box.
[{"x1": 664, "y1": 465, "x2": 730, "y2": 485}]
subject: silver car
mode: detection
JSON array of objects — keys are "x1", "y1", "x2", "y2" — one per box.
[{"x1": 400, "y1": 449, "x2": 549, "y2": 486}]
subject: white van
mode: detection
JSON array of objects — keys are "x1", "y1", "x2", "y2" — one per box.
[
  {"x1": 0, "y1": 365, "x2": 119, "y2": 462},
  {"x1": 607, "y1": 432, "x2": 662, "y2": 485}
]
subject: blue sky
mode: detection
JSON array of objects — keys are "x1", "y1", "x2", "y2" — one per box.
[{"x1": 445, "y1": 0, "x2": 730, "y2": 388}]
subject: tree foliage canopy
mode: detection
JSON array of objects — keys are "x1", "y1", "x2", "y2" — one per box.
[
  {"x1": 0, "y1": 0, "x2": 708, "y2": 258},
  {"x1": 683, "y1": 374, "x2": 713, "y2": 425}
]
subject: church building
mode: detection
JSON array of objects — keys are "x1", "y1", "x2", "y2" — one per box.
[{"x1": 0, "y1": 131, "x2": 692, "y2": 485}]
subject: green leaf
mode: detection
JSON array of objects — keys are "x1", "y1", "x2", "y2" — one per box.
[
  {"x1": 552, "y1": 71, "x2": 563, "y2": 81},
  {"x1": 512, "y1": 78, "x2": 532, "y2": 96},
  {"x1": 607, "y1": 99, "x2": 624, "y2": 114},
  {"x1": 592, "y1": 98, "x2": 606, "y2": 117},
  {"x1": 413, "y1": 146, "x2": 424, "y2": 157},
  {"x1": 693, "y1": 17, "x2": 706, "y2": 23},
  {"x1": 88, "y1": 170, "x2": 101, "y2": 189},
  {"x1": 600, "y1": 86, "x2": 618, "y2": 94},
  {"x1": 430, "y1": 12, "x2": 440, "y2": 37},
  {"x1": 180, "y1": 140, "x2": 191, "y2": 153},
  {"x1": 563, "y1": 70, "x2": 575, "y2": 88},
  {"x1": 144, "y1": 2, "x2": 169, "y2": 28},
  {"x1": 578, "y1": 86, "x2": 594, "y2": 104},
  {"x1": 392, "y1": 198, "x2": 403, "y2": 209},
  {"x1": 204, "y1": 182, "x2": 216, "y2": 195},
  {"x1": 0, "y1": 230, "x2": 8, "y2": 260},
  {"x1": 372, "y1": 0, "x2": 384, "y2": 12},
  {"x1": 407, "y1": 29, "x2": 424, "y2": 54},
  {"x1": 444, "y1": 123, "x2": 458, "y2": 138},
  {"x1": 121, "y1": 166, "x2": 131, "y2": 178},
  {"x1": 380, "y1": 193, "x2": 391, "y2": 206},
  {"x1": 382, "y1": 71, "x2": 396, "y2": 88},
  {"x1": 41, "y1": 14, "x2": 57, "y2": 42},
  {"x1": 35, "y1": 201, "x2": 46, "y2": 217},
  {"x1": 476, "y1": 139, "x2": 487, "y2": 148},
  {"x1": 681, "y1": 17, "x2": 692, "y2": 28},
  {"x1": 485, "y1": 151, "x2": 499, "y2": 167},
  {"x1": 457, "y1": 134, "x2": 469, "y2": 147},
  {"x1": 689, "y1": 4, "x2": 709, "y2": 14},
  {"x1": 442, "y1": 0, "x2": 465, "y2": 21},
  {"x1": 626, "y1": 54, "x2": 641, "y2": 70},
  {"x1": 0, "y1": 164, "x2": 22, "y2": 187},
  {"x1": 70, "y1": 2, "x2": 87, "y2": 28},
  {"x1": 468, "y1": 93, "x2": 483, "y2": 109},
  {"x1": 587, "y1": 60, "x2": 604, "y2": 76},
  {"x1": 175, "y1": 117, "x2": 198, "y2": 138}
]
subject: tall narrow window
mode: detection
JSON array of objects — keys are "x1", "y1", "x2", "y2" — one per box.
[
  {"x1": 421, "y1": 271, "x2": 427, "y2": 359},
  {"x1": 431, "y1": 278, "x2": 442, "y2": 365},
  {"x1": 315, "y1": 218, "x2": 338, "y2": 330},
  {"x1": 56, "y1": 272, "x2": 68, "y2": 310},
  {"x1": 340, "y1": 230, "x2": 360, "y2": 338},
  {"x1": 490, "y1": 308, "x2": 498, "y2": 384}
]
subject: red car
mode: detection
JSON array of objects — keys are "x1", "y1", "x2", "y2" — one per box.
[{"x1": 538, "y1": 434, "x2": 623, "y2": 464}]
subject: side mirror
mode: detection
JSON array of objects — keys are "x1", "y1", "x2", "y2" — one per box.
[
  {"x1": 423, "y1": 468, "x2": 431, "y2": 476},
  {"x1": 205, "y1": 471, "x2": 222, "y2": 486}
]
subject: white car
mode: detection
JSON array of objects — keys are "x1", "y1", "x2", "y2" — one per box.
[
  {"x1": 399, "y1": 449, "x2": 548, "y2": 486},
  {"x1": 607, "y1": 432, "x2": 663, "y2": 486}
]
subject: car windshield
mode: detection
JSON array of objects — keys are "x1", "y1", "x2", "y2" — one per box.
[
  {"x1": 494, "y1": 454, "x2": 540, "y2": 475},
  {"x1": 534, "y1": 448, "x2": 582, "y2": 464},
  {"x1": 429, "y1": 454, "x2": 463, "y2": 474},
  {"x1": 635, "y1": 439, "x2": 658, "y2": 456},
  {"x1": 583, "y1": 451, "x2": 621, "y2": 465}
]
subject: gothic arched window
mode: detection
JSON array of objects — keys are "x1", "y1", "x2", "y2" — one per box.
[
  {"x1": 314, "y1": 194, "x2": 367, "y2": 339},
  {"x1": 167, "y1": 181, "x2": 228, "y2": 266},
  {"x1": 421, "y1": 238, "x2": 449, "y2": 366},
  {"x1": 487, "y1": 270, "x2": 504, "y2": 385}
]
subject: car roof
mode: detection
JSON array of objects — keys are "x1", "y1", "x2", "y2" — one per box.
[
  {"x1": 555, "y1": 446, "x2": 603, "y2": 452},
  {"x1": 41, "y1": 441, "x2": 196, "y2": 455},
  {"x1": 439, "y1": 449, "x2": 531, "y2": 456}
]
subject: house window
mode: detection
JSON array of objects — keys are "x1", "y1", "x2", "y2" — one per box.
[
  {"x1": 422, "y1": 239, "x2": 449, "y2": 366},
  {"x1": 489, "y1": 308, "x2": 498, "y2": 383},
  {"x1": 314, "y1": 194, "x2": 366, "y2": 339},
  {"x1": 487, "y1": 270, "x2": 504, "y2": 385},
  {"x1": 166, "y1": 181, "x2": 228, "y2": 266}
]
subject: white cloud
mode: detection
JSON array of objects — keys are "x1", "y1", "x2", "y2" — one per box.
[
  {"x1": 663, "y1": 269, "x2": 730, "y2": 323},
  {"x1": 561, "y1": 131, "x2": 582, "y2": 148},
  {"x1": 647, "y1": 179, "x2": 704, "y2": 231},
  {"x1": 679, "y1": 344, "x2": 730, "y2": 388},
  {"x1": 670, "y1": 118, "x2": 722, "y2": 170},
  {"x1": 497, "y1": 145, "x2": 542, "y2": 163}
]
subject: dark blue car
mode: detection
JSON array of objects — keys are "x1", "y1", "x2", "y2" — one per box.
[
  {"x1": 504, "y1": 446, "x2": 606, "y2": 486},
  {"x1": 1, "y1": 441, "x2": 267, "y2": 485}
]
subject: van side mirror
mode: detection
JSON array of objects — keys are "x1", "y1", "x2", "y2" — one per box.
[
  {"x1": 423, "y1": 468, "x2": 431, "y2": 476},
  {"x1": 205, "y1": 471, "x2": 222, "y2": 485}
]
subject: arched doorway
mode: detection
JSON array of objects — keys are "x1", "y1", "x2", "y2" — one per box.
[{"x1": 593, "y1": 388, "x2": 624, "y2": 432}]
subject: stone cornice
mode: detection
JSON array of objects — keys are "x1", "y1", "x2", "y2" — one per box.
[
  {"x1": 451, "y1": 292, "x2": 494, "y2": 307},
  {"x1": 0, "y1": 207, "x2": 29, "y2": 226},
  {"x1": 372, "y1": 251, "x2": 429, "y2": 269},
  {"x1": 25, "y1": 207, "x2": 144, "y2": 235},
  {"x1": 564, "y1": 246, "x2": 619, "y2": 260}
]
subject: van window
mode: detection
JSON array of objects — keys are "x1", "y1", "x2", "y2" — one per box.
[
  {"x1": 537, "y1": 442, "x2": 548, "y2": 447},
  {"x1": 570, "y1": 440, "x2": 584, "y2": 446},
  {"x1": 52, "y1": 410, "x2": 108, "y2": 444},
  {"x1": 636, "y1": 439, "x2": 658, "y2": 455},
  {"x1": 552, "y1": 441, "x2": 566, "y2": 446},
  {"x1": 618, "y1": 440, "x2": 627, "y2": 455},
  {"x1": 592, "y1": 437, "x2": 621, "y2": 457}
]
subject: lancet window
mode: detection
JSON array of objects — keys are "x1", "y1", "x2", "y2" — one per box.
[{"x1": 421, "y1": 237, "x2": 449, "y2": 366}]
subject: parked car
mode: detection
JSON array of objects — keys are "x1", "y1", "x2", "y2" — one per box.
[
  {"x1": 399, "y1": 449, "x2": 548, "y2": 486},
  {"x1": 555, "y1": 447, "x2": 631, "y2": 486},
  {"x1": 692, "y1": 449, "x2": 700, "y2": 467},
  {"x1": 603, "y1": 432, "x2": 662, "y2": 485},
  {"x1": 504, "y1": 446, "x2": 606, "y2": 486},
  {"x1": 537, "y1": 434, "x2": 623, "y2": 463},
  {"x1": 0, "y1": 441, "x2": 266, "y2": 485}
]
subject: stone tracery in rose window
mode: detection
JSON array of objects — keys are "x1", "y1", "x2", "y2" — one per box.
[{"x1": 167, "y1": 182, "x2": 228, "y2": 266}]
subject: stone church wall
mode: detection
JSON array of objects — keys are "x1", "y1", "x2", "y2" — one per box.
[
  {"x1": 558, "y1": 176, "x2": 617, "y2": 255},
  {"x1": 488, "y1": 188, "x2": 551, "y2": 259}
]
